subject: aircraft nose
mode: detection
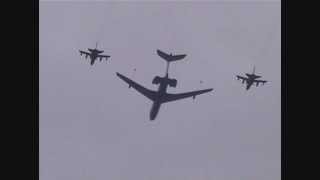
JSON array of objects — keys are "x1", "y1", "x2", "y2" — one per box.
[
  {"x1": 149, "y1": 113, "x2": 156, "y2": 121},
  {"x1": 149, "y1": 110, "x2": 157, "y2": 121}
]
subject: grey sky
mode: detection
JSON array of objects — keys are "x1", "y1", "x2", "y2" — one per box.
[{"x1": 40, "y1": 1, "x2": 281, "y2": 180}]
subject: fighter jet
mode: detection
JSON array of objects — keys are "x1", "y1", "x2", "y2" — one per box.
[
  {"x1": 79, "y1": 42, "x2": 110, "y2": 65},
  {"x1": 116, "y1": 49, "x2": 213, "y2": 121},
  {"x1": 236, "y1": 66, "x2": 267, "y2": 90}
]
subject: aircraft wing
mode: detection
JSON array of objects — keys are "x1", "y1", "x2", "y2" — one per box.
[
  {"x1": 162, "y1": 88, "x2": 213, "y2": 103},
  {"x1": 253, "y1": 79, "x2": 267, "y2": 86},
  {"x1": 116, "y1": 72, "x2": 156, "y2": 101},
  {"x1": 79, "y1": 50, "x2": 90, "y2": 58},
  {"x1": 236, "y1": 75, "x2": 248, "y2": 83},
  {"x1": 98, "y1": 55, "x2": 111, "y2": 61}
]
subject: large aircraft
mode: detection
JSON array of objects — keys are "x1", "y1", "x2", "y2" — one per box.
[
  {"x1": 116, "y1": 49, "x2": 213, "y2": 121},
  {"x1": 79, "y1": 42, "x2": 111, "y2": 65},
  {"x1": 236, "y1": 66, "x2": 267, "y2": 90}
]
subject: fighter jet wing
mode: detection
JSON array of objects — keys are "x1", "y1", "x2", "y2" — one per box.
[
  {"x1": 236, "y1": 75, "x2": 247, "y2": 80},
  {"x1": 253, "y1": 79, "x2": 267, "y2": 86},
  {"x1": 79, "y1": 50, "x2": 90, "y2": 58},
  {"x1": 98, "y1": 54, "x2": 111, "y2": 61},
  {"x1": 236, "y1": 75, "x2": 248, "y2": 83},
  {"x1": 162, "y1": 88, "x2": 213, "y2": 103},
  {"x1": 116, "y1": 72, "x2": 156, "y2": 101}
]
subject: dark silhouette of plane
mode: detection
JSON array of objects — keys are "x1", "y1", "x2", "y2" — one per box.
[
  {"x1": 116, "y1": 49, "x2": 213, "y2": 121},
  {"x1": 236, "y1": 66, "x2": 267, "y2": 90},
  {"x1": 79, "y1": 42, "x2": 110, "y2": 65}
]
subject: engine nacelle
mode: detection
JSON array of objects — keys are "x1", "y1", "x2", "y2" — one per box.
[
  {"x1": 168, "y1": 78, "x2": 177, "y2": 87},
  {"x1": 152, "y1": 76, "x2": 161, "y2": 84}
]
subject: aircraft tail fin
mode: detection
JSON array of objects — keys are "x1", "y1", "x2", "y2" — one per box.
[
  {"x1": 157, "y1": 49, "x2": 186, "y2": 62},
  {"x1": 251, "y1": 66, "x2": 262, "y2": 78}
]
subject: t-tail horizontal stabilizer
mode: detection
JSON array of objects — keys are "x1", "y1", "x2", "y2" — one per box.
[{"x1": 157, "y1": 49, "x2": 186, "y2": 62}]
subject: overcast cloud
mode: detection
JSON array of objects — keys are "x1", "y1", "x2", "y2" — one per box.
[{"x1": 40, "y1": 1, "x2": 281, "y2": 180}]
